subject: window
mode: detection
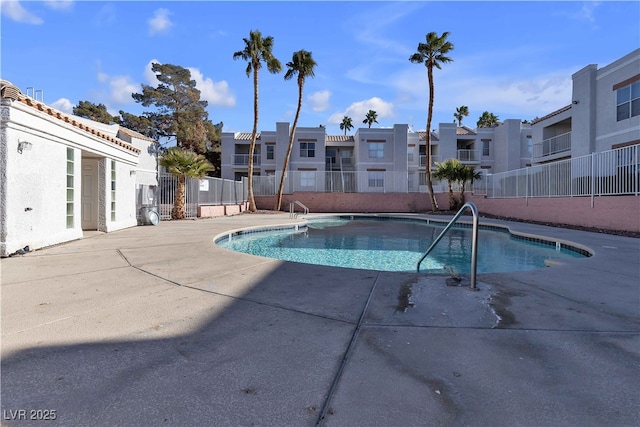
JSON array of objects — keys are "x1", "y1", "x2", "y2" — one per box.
[
  {"x1": 616, "y1": 81, "x2": 640, "y2": 121},
  {"x1": 368, "y1": 143, "x2": 384, "y2": 158},
  {"x1": 266, "y1": 145, "x2": 274, "y2": 160},
  {"x1": 66, "y1": 148, "x2": 74, "y2": 228},
  {"x1": 482, "y1": 139, "x2": 491, "y2": 156},
  {"x1": 299, "y1": 171, "x2": 315, "y2": 188},
  {"x1": 526, "y1": 135, "x2": 532, "y2": 156},
  {"x1": 300, "y1": 141, "x2": 315, "y2": 158},
  {"x1": 368, "y1": 170, "x2": 384, "y2": 188},
  {"x1": 407, "y1": 145, "x2": 414, "y2": 162},
  {"x1": 110, "y1": 160, "x2": 116, "y2": 222}
]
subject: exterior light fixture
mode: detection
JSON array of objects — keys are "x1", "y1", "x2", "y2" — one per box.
[{"x1": 17, "y1": 138, "x2": 33, "y2": 154}]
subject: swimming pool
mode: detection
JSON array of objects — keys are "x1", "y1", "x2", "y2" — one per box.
[{"x1": 215, "y1": 216, "x2": 590, "y2": 274}]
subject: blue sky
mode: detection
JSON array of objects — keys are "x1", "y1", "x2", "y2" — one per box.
[{"x1": 2, "y1": 1, "x2": 639, "y2": 136}]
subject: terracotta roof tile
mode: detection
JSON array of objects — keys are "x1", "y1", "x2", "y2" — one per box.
[
  {"x1": 326, "y1": 135, "x2": 354, "y2": 142},
  {"x1": 417, "y1": 131, "x2": 439, "y2": 142},
  {"x1": 234, "y1": 132, "x2": 261, "y2": 140},
  {"x1": 1, "y1": 80, "x2": 140, "y2": 155},
  {"x1": 531, "y1": 105, "x2": 572, "y2": 125},
  {"x1": 457, "y1": 126, "x2": 476, "y2": 136}
]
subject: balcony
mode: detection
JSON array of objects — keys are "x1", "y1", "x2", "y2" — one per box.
[
  {"x1": 233, "y1": 154, "x2": 261, "y2": 166},
  {"x1": 457, "y1": 149, "x2": 480, "y2": 163},
  {"x1": 533, "y1": 132, "x2": 571, "y2": 160},
  {"x1": 419, "y1": 155, "x2": 441, "y2": 167}
]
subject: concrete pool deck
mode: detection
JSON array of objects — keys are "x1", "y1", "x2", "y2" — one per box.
[{"x1": 1, "y1": 212, "x2": 639, "y2": 426}]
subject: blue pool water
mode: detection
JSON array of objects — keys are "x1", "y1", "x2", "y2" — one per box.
[{"x1": 216, "y1": 217, "x2": 588, "y2": 274}]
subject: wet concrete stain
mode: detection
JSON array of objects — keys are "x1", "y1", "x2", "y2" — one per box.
[
  {"x1": 396, "y1": 283, "x2": 415, "y2": 312},
  {"x1": 489, "y1": 290, "x2": 523, "y2": 328}
]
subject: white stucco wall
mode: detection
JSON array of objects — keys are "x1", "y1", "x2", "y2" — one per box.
[
  {"x1": 1, "y1": 97, "x2": 141, "y2": 256},
  {"x1": 594, "y1": 49, "x2": 640, "y2": 151}
]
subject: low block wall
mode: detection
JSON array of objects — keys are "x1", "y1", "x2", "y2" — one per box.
[
  {"x1": 198, "y1": 202, "x2": 248, "y2": 218},
  {"x1": 466, "y1": 194, "x2": 640, "y2": 233},
  {"x1": 256, "y1": 193, "x2": 639, "y2": 233},
  {"x1": 257, "y1": 193, "x2": 447, "y2": 214}
]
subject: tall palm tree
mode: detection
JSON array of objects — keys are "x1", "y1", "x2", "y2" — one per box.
[
  {"x1": 159, "y1": 147, "x2": 213, "y2": 219},
  {"x1": 410, "y1": 31, "x2": 454, "y2": 212},
  {"x1": 432, "y1": 158, "x2": 464, "y2": 211},
  {"x1": 274, "y1": 49, "x2": 317, "y2": 211},
  {"x1": 363, "y1": 110, "x2": 378, "y2": 128},
  {"x1": 454, "y1": 105, "x2": 469, "y2": 126},
  {"x1": 233, "y1": 30, "x2": 282, "y2": 212},
  {"x1": 340, "y1": 116, "x2": 353, "y2": 135}
]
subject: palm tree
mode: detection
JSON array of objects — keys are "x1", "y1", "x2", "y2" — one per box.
[
  {"x1": 363, "y1": 110, "x2": 378, "y2": 128},
  {"x1": 477, "y1": 111, "x2": 500, "y2": 128},
  {"x1": 457, "y1": 165, "x2": 483, "y2": 204},
  {"x1": 454, "y1": 105, "x2": 469, "y2": 126},
  {"x1": 274, "y1": 49, "x2": 317, "y2": 211},
  {"x1": 339, "y1": 116, "x2": 353, "y2": 135},
  {"x1": 233, "y1": 30, "x2": 282, "y2": 212},
  {"x1": 160, "y1": 147, "x2": 213, "y2": 219},
  {"x1": 410, "y1": 31, "x2": 454, "y2": 212},
  {"x1": 432, "y1": 158, "x2": 463, "y2": 211}
]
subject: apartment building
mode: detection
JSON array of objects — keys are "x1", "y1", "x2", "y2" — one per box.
[
  {"x1": 531, "y1": 48, "x2": 640, "y2": 163},
  {"x1": 221, "y1": 119, "x2": 530, "y2": 193},
  {"x1": 221, "y1": 49, "x2": 638, "y2": 193}
]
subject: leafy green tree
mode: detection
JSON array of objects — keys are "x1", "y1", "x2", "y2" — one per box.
[
  {"x1": 132, "y1": 63, "x2": 218, "y2": 154},
  {"x1": 275, "y1": 49, "x2": 317, "y2": 211},
  {"x1": 457, "y1": 165, "x2": 483, "y2": 204},
  {"x1": 477, "y1": 111, "x2": 500, "y2": 128},
  {"x1": 339, "y1": 116, "x2": 353, "y2": 135},
  {"x1": 454, "y1": 105, "x2": 469, "y2": 126},
  {"x1": 433, "y1": 158, "x2": 464, "y2": 210},
  {"x1": 118, "y1": 110, "x2": 157, "y2": 139},
  {"x1": 410, "y1": 31, "x2": 454, "y2": 212},
  {"x1": 363, "y1": 110, "x2": 378, "y2": 128},
  {"x1": 159, "y1": 147, "x2": 213, "y2": 219},
  {"x1": 73, "y1": 101, "x2": 118, "y2": 124},
  {"x1": 233, "y1": 30, "x2": 282, "y2": 212}
]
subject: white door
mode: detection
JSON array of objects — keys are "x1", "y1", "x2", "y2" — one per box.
[{"x1": 81, "y1": 159, "x2": 99, "y2": 230}]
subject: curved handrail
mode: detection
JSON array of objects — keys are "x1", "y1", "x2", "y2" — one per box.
[
  {"x1": 416, "y1": 202, "x2": 479, "y2": 290},
  {"x1": 289, "y1": 200, "x2": 309, "y2": 218}
]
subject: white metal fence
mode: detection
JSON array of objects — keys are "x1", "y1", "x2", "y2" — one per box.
[
  {"x1": 251, "y1": 145, "x2": 638, "y2": 199},
  {"x1": 158, "y1": 173, "x2": 248, "y2": 220},
  {"x1": 483, "y1": 145, "x2": 639, "y2": 198}
]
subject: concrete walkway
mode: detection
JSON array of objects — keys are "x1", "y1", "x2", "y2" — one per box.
[{"x1": 1, "y1": 213, "x2": 639, "y2": 426}]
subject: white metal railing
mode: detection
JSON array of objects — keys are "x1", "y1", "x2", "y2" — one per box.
[
  {"x1": 417, "y1": 202, "x2": 479, "y2": 289},
  {"x1": 289, "y1": 200, "x2": 309, "y2": 218},
  {"x1": 233, "y1": 154, "x2": 261, "y2": 166},
  {"x1": 419, "y1": 154, "x2": 441, "y2": 167},
  {"x1": 158, "y1": 172, "x2": 248, "y2": 220},
  {"x1": 457, "y1": 149, "x2": 480, "y2": 162},
  {"x1": 533, "y1": 132, "x2": 571, "y2": 159},
  {"x1": 249, "y1": 145, "x2": 638, "y2": 198},
  {"x1": 486, "y1": 144, "x2": 639, "y2": 198}
]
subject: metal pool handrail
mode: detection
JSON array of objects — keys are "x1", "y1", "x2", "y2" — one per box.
[
  {"x1": 289, "y1": 200, "x2": 309, "y2": 218},
  {"x1": 416, "y1": 202, "x2": 479, "y2": 290}
]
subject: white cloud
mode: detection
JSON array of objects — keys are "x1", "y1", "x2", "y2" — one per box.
[
  {"x1": 51, "y1": 98, "x2": 73, "y2": 113},
  {"x1": 308, "y1": 90, "x2": 330, "y2": 112},
  {"x1": 148, "y1": 8, "x2": 173, "y2": 36},
  {"x1": 328, "y1": 97, "x2": 394, "y2": 124},
  {"x1": 44, "y1": 0, "x2": 73, "y2": 11},
  {"x1": 108, "y1": 75, "x2": 138, "y2": 105},
  {"x1": 0, "y1": 0, "x2": 43, "y2": 24},
  {"x1": 188, "y1": 67, "x2": 236, "y2": 108},
  {"x1": 572, "y1": 2, "x2": 600, "y2": 23},
  {"x1": 144, "y1": 59, "x2": 162, "y2": 85}
]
